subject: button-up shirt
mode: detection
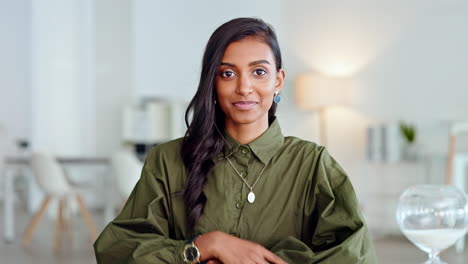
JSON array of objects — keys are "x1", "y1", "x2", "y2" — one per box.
[{"x1": 94, "y1": 118, "x2": 377, "y2": 263}]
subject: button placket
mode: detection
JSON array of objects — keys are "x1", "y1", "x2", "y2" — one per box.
[
  {"x1": 229, "y1": 147, "x2": 250, "y2": 215},
  {"x1": 238, "y1": 147, "x2": 250, "y2": 180}
]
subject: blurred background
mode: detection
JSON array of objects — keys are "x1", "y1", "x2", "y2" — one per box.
[{"x1": 0, "y1": 0, "x2": 467, "y2": 263}]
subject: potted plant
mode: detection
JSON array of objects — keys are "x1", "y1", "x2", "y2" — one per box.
[{"x1": 399, "y1": 122, "x2": 418, "y2": 161}]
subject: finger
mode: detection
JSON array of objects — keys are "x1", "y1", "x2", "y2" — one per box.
[
  {"x1": 251, "y1": 250, "x2": 274, "y2": 264},
  {"x1": 206, "y1": 260, "x2": 223, "y2": 264},
  {"x1": 264, "y1": 251, "x2": 287, "y2": 264}
]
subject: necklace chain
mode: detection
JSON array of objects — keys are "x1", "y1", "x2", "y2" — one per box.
[
  {"x1": 225, "y1": 156, "x2": 268, "y2": 192},
  {"x1": 214, "y1": 124, "x2": 268, "y2": 203}
]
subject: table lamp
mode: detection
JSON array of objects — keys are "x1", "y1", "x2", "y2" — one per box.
[{"x1": 295, "y1": 72, "x2": 351, "y2": 145}]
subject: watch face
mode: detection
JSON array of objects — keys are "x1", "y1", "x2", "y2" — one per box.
[{"x1": 185, "y1": 246, "x2": 199, "y2": 261}]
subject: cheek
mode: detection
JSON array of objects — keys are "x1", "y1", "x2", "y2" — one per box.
[
  {"x1": 216, "y1": 80, "x2": 237, "y2": 101},
  {"x1": 215, "y1": 87, "x2": 231, "y2": 113},
  {"x1": 258, "y1": 81, "x2": 275, "y2": 101},
  {"x1": 259, "y1": 74, "x2": 277, "y2": 90},
  {"x1": 261, "y1": 95, "x2": 274, "y2": 110},
  {"x1": 215, "y1": 82, "x2": 224, "y2": 100},
  {"x1": 215, "y1": 87, "x2": 229, "y2": 103}
]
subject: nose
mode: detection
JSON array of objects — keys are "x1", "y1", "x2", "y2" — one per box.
[{"x1": 236, "y1": 74, "x2": 253, "y2": 96}]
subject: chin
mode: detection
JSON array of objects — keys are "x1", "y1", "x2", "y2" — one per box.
[
  {"x1": 232, "y1": 117, "x2": 258, "y2": 125},
  {"x1": 228, "y1": 112, "x2": 266, "y2": 126}
]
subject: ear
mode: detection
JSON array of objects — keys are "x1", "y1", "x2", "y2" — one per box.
[{"x1": 275, "y1": 68, "x2": 285, "y2": 92}]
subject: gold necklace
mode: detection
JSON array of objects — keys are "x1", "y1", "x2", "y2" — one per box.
[
  {"x1": 213, "y1": 124, "x2": 269, "y2": 203},
  {"x1": 225, "y1": 156, "x2": 268, "y2": 203}
]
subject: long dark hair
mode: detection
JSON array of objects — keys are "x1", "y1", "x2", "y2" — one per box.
[{"x1": 181, "y1": 17, "x2": 283, "y2": 231}]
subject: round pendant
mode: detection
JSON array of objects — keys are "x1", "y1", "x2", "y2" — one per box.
[{"x1": 247, "y1": 191, "x2": 256, "y2": 203}]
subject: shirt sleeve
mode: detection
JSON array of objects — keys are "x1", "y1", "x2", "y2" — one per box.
[
  {"x1": 270, "y1": 148, "x2": 377, "y2": 263},
  {"x1": 93, "y1": 147, "x2": 187, "y2": 264}
]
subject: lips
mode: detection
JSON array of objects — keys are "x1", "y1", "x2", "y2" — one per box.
[{"x1": 232, "y1": 101, "x2": 257, "y2": 110}]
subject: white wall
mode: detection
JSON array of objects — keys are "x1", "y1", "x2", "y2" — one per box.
[
  {"x1": 283, "y1": 0, "x2": 468, "y2": 234},
  {"x1": 284, "y1": 0, "x2": 468, "y2": 155},
  {"x1": 95, "y1": 0, "x2": 132, "y2": 156},
  {"x1": 30, "y1": 0, "x2": 96, "y2": 155},
  {"x1": 0, "y1": 0, "x2": 30, "y2": 141},
  {"x1": 280, "y1": 1, "x2": 468, "y2": 167},
  {"x1": 0, "y1": 0, "x2": 129, "y2": 157},
  {"x1": 133, "y1": 0, "x2": 285, "y2": 100}
]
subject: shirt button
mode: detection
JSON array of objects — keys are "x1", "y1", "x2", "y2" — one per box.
[
  {"x1": 240, "y1": 171, "x2": 247, "y2": 177},
  {"x1": 235, "y1": 202, "x2": 243, "y2": 209},
  {"x1": 241, "y1": 147, "x2": 249, "y2": 154}
]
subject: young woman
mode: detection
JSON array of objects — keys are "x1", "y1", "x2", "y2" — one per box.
[{"x1": 94, "y1": 17, "x2": 377, "y2": 264}]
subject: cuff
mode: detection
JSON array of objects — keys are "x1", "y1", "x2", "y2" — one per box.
[{"x1": 173, "y1": 240, "x2": 187, "y2": 264}]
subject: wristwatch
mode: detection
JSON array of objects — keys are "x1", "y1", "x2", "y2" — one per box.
[{"x1": 183, "y1": 236, "x2": 201, "y2": 264}]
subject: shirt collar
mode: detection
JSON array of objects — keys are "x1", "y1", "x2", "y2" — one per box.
[{"x1": 221, "y1": 117, "x2": 284, "y2": 164}]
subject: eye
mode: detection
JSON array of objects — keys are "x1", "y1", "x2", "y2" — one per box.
[
  {"x1": 221, "y1": 70, "x2": 236, "y2": 78},
  {"x1": 253, "y1": 68, "x2": 267, "y2": 76}
]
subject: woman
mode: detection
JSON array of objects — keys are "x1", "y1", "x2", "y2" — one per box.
[{"x1": 94, "y1": 17, "x2": 377, "y2": 264}]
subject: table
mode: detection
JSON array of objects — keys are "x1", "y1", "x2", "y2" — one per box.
[{"x1": 2, "y1": 156, "x2": 112, "y2": 243}]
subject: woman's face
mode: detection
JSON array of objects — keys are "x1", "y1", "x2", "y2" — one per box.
[{"x1": 215, "y1": 36, "x2": 285, "y2": 130}]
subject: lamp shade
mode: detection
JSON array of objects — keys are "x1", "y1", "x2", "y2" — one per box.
[
  {"x1": 295, "y1": 72, "x2": 351, "y2": 110},
  {"x1": 122, "y1": 102, "x2": 170, "y2": 143},
  {"x1": 146, "y1": 102, "x2": 171, "y2": 142}
]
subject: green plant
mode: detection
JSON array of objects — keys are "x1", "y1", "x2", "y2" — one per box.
[{"x1": 399, "y1": 122, "x2": 416, "y2": 143}]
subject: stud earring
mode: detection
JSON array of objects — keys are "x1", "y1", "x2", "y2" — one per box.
[{"x1": 273, "y1": 91, "x2": 281, "y2": 103}]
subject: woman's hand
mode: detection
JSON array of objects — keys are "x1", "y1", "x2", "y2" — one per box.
[
  {"x1": 206, "y1": 260, "x2": 223, "y2": 264},
  {"x1": 195, "y1": 231, "x2": 287, "y2": 264}
]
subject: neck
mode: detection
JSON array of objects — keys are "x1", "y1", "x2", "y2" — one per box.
[{"x1": 224, "y1": 118, "x2": 269, "y2": 145}]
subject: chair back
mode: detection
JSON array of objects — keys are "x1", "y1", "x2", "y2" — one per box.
[
  {"x1": 31, "y1": 152, "x2": 71, "y2": 196},
  {"x1": 111, "y1": 150, "x2": 143, "y2": 198}
]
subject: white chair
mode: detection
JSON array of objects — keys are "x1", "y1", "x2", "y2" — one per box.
[
  {"x1": 1, "y1": 125, "x2": 18, "y2": 243},
  {"x1": 111, "y1": 150, "x2": 143, "y2": 210},
  {"x1": 0, "y1": 124, "x2": 15, "y2": 200},
  {"x1": 22, "y1": 152, "x2": 97, "y2": 252}
]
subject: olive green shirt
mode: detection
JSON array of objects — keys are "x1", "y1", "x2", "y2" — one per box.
[{"x1": 94, "y1": 119, "x2": 377, "y2": 263}]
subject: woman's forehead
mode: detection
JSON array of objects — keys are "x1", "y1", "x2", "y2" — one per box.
[{"x1": 221, "y1": 37, "x2": 275, "y2": 66}]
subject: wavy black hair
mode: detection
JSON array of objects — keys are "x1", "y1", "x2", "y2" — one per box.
[{"x1": 181, "y1": 17, "x2": 283, "y2": 231}]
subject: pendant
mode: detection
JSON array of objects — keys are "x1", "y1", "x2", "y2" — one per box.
[{"x1": 247, "y1": 191, "x2": 256, "y2": 203}]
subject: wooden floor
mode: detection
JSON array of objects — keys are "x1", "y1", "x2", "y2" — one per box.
[{"x1": 0, "y1": 204, "x2": 466, "y2": 264}]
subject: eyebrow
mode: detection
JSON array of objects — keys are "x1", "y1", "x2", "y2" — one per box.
[{"x1": 220, "y1": 60, "x2": 271, "y2": 68}]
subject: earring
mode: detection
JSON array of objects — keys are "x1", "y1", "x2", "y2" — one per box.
[
  {"x1": 274, "y1": 91, "x2": 281, "y2": 103},
  {"x1": 214, "y1": 100, "x2": 217, "y2": 104}
]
